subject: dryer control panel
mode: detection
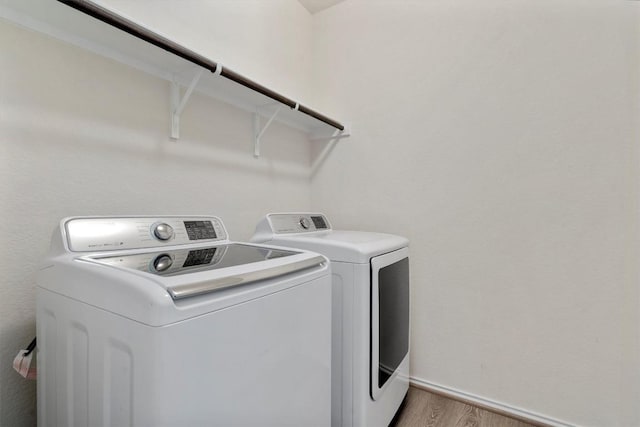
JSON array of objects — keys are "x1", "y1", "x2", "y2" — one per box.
[
  {"x1": 267, "y1": 213, "x2": 331, "y2": 234},
  {"x1": 64, "y1": 216, "x2": 228, "y2": 252}
]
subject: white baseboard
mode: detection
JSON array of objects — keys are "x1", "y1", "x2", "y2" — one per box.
[{"x1": 409, "y1": 376, "x2": 576, "y2": 427}]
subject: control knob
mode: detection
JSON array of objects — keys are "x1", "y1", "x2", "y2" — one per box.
[
  {"x1": 153, "y1": 254, "x2": 173, "y2": 272},
  {"x1": 153, "y1": 223, "x2": 174, "y2": 241},
  {"x1": 299, "y1": 217, "x2": 311, "y2": 230}
]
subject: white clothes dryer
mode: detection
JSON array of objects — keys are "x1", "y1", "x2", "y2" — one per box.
[
  {"x1": 252, "y1": 213, "x2": 410, "y2": 427},
  {"x1": 37, "y1": 215, "x2": 331, "y2": 427}
]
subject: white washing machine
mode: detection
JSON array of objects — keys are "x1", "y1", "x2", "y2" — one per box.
[
  {"x1": 37, "y1": 215, "x2": 332, "y2": 427},
  {"x1": 252, "y1": 213, "x2": 410, "y2": 427}
]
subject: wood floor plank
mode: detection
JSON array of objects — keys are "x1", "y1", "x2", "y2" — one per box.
[
  {"x1": 480, "y1": 409, "x2": 535, "y2": 427},
  {"x1": 455, "y1": 404, "x2": 480, "y2": 427},
  {"x1": 391, "y1": 387, "x2": 536, "y2": 427}
]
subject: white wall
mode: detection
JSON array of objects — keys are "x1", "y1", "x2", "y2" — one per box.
[
  {"x1": 3, "y1": 1, "x2": 639, "y2": 426},
  {"x1": 0, "y1": 1, "x2": 313, "y2": 424},
  {"x1": 311, "y1": 1, "x2": 640, "y2": 426}
]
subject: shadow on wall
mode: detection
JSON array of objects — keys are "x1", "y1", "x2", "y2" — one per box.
[{"x1": 3, "y1": 100, "x2": 312, "y2": 182}]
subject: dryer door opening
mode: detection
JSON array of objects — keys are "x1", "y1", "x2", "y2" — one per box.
[{"x1": 370, "y1": 247, "x2": 410, "y2": 401}]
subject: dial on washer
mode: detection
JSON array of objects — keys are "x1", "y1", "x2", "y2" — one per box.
[
  {"x1": 299, "y1": 217, "x2": 311, "y2": 230},
  {"x1": 153, "y1": 223, "x2": 174, "y2": 241},
  {"x1": 153, "y1": 254, "x2": 173, "y2": 272}
]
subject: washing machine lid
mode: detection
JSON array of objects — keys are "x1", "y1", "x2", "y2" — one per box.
[
  {"x1": 81, "y1": 242, "x2": 325, "y2": 300},
  {"x1": 89, "y1": 243, "x2": 300, "y2": 277},
  {"x1": 252, "y1": 213, "x2": 408, "y2": 264},
  {"x1": 38, "y1": 216, "x2": 330, "y2": 325}
]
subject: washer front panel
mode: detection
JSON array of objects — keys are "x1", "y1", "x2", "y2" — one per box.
[{"x1": 65, "y1": 216, "x2": 227, "y2": 252}]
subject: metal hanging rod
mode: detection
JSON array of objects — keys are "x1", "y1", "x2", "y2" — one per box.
[{"x1": 57, "y1": 0, "x2": 346, "y2": 132}]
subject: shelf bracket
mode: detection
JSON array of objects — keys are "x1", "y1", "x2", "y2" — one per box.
[
  {"x1": 170, "y1": 68, "x2": 204, "y2": 140},
  {"x1": 310, "y1": 125, "x2": 352, "y2": 177},
  {"x1": 253, "y1": 105, "x2": 282, "y2": 158},
  {"x1": 309, "y1": 124, "x2": 351, "y2": 142}
]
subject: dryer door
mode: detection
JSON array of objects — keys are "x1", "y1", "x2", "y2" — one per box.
[{"x1": 370, "y1": 247, "x2": 410, "y2": 401}]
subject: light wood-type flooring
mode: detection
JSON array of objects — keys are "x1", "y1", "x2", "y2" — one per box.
[{"x1": 391, "y1": 387, "x2": 536, "y2": 427}]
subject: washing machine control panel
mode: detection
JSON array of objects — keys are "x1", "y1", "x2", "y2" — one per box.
[
  {"x1": 268, "y1": 213, "x2": 331, "y2": 234},
  {"x1": 64, "y1": 216, "x2": 228, "y2": 252}
]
